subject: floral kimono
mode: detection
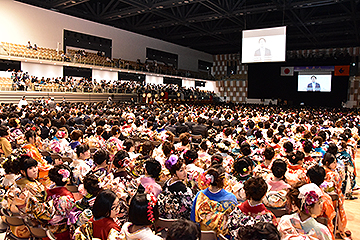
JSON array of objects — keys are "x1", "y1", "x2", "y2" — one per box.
[
  {"x1": 191, "y1": 189, "x2": 237, "y2": 235},
  {"x1": 22, "y1": 143, "x2": 52, "y2": 187},
  {"x1": 278, "y1": 213, "x2": 332, "y2": 240},
  {"x1": 323, "y1": 168, "x2": 347, "y2": 235},
  {"x1": 46, "y1": 186, "x2": 75, "y2": 240},
  {"x1": 337, "y1": 150, "x2": 356, "y2": 196},
  {"x1": 285, "y1": 164, "x2": 308, "y2": 186},
  {"x1": 157, "y1": 180, "x2": 193, "y2": 220},
  {"x1": 227, "y1": 200, "x2": 277, "y2": 240},
  {"x1": 253, "y1": 163, "x2": 272, "y2": 180}
]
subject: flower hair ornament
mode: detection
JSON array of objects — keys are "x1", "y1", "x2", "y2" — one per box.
[
  {"x1": 56, "y1": 130, "x2": 66, "y2": 138},
  {"x1": 146, "y1": 193, "x2": 157, "y2": 223},
  {"x1": 165, "y1": 154, "x2": 178, "y2": 170},
  {"x1": 58, "y1": 168, "x2": 70, "y2": 182},
  {"x1": 298, "y1": 183, "x2": 323, "y2": 214}
]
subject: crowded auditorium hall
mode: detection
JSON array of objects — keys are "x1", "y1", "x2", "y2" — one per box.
[{"x1": 1, "y1": 0, "x2": 360, "y2": 240}]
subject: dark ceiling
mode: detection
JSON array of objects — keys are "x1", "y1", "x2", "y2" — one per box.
[{"x1": 16, "y1": 0, "x2": 360, "y2": 55}]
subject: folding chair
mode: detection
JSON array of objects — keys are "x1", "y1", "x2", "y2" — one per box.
[
  {"x1": 266, "y1": 207, "x2": 288, "y2": 218},
  {"x1": 201, "y1": 231, "x2": 217, "y2": 240}
]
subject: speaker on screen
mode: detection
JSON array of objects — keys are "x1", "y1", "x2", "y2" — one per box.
[{"x1": 242, "y1": 26, "x2": 286, "y2": 63}]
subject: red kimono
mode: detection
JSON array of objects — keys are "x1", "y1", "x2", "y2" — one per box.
[{"x1": 90, "y1": 217, "x2": 121, "y2": 240}]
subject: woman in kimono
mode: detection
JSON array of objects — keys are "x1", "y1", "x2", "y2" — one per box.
[
  {"x1": 158, "y1": 155, "x2": 193, "y2": 219},
  {"x1": 190, "y1": 164, "x2": 238, "y2": 235},
  {"x1": 322, "y1": 153, "x2": 349, "y2": 239},
  {"x1": 46, "y1": 164, "x2": 75, "y2": 240},
  {"x1": 278, "y1": 183, "x2": 332, "y2": 240}
]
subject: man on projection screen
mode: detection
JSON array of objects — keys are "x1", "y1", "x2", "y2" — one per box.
[
  {"x1": 307, "y1": 75, "x2": 321, "y2": 91},
  {"x1": 254, "y1": 38, "x2": 272, "y2": 62}
]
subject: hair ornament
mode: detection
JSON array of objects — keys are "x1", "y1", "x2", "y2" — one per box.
[
  {"x1": 313, "y1": 140, "x2": 320, "y2": 148},
  {"x1": 15, "y1": 119, "x2": 20, "y2": 125},
  {"x1": 31, "y1": 126, "x2": 36, "y2": 131},
  {"x1": 146, "y1": 193, "x2": 157, "y2": 223},
  {"x1": 58, "y1": 168, "x2": 70, "y2": 182},
  {"x1": 205, "y1": 174, "x2": 214, "y2": 184},
  {"x1": 165, "y1": 154, "x2": 178, "y2": 170},
  {"x1": 298, "y1": 183, "x2": 323, "y2": 212},
  {"x1": 57, "y1": 130, "x2": 66, "y2": 138}
]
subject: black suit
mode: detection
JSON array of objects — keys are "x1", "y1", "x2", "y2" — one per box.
[
  {"x1": 192, "y1": 124, "x2": 208, "y2": 138},
  {"x1": 40, "y1": 126, "x2": 49, "y2": 139},
  {"x1": 176, "y1": 123, "x2": 190, "y2": 136}
]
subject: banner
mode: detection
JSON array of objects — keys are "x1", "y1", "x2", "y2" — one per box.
[
  {"x1": 334, "y1": 65, "x2": 350, "y2": 76},
  {"x1": 281, "y1": 67, "x2": 294, "y2": 76}
]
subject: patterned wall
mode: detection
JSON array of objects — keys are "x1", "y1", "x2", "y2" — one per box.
[
  {"x1": 212, "y1": 53, "x2": 248, "y2": 103},
  {"x1": 347, "y1": 76, "x2": 360, "y2": 107}
]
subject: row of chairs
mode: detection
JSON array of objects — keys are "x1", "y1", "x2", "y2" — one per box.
[{"x1": 0, "y1": 207, "x2": 56, "y2": 240}]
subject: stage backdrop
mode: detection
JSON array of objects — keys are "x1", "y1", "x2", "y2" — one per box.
[{"x1": 248, "y1": 62, "x2": 349, "y2": 107}]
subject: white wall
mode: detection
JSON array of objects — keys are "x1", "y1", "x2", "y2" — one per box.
[
  {"x1": 21, "y1": 62, "x2": 63, "y2": 79},
  {"x1": 92, "y1": 69, "x2": 118, "y2": 83},
  {"x1": 0, "y1": 0, "x2": 212, "y2": 72},
  {"x1": 183, "y1": 79, "x2": 195, "y2": 88},
  {"x1": 145, "y1": 75, "x2": 163, "y2": 85}
]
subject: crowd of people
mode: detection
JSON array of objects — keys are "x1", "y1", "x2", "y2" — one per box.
[
  {"x1": 8, "y1": 69, "x2": 216, "y2": 100},
  {"x1": 0, "y1": 100, "x2": 359, "y2": 240}
]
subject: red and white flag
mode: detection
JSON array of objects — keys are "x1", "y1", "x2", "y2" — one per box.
[{"x1": 281, "y1": 67, "x2": 294, "y2": 76}]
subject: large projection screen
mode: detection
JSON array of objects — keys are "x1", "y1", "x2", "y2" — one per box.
[
  {"x1": 297, "y1": 72, "x2": 332, "y2": 92},
  {"x1": 242, "y1": 26, "x2": 286, "y2": 63}
]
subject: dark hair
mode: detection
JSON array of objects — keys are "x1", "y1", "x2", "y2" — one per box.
[
  {"x1": 123, "y1": 139, "x2": 134, "y2": 152},
  {"x1": 93, "y1": 149, "x2": 110, "y2": 165},
  {"x1": 303, "y1": 140, "x2": 313, "y2": 153},
  {"x1": 199, "y1": 139, "x2": 209, "y2": 151},
  {"x1": 13, "y1": 155, "x2": 38, "y2": 179},
  {"x1": 211, "y1": 153, "x2": 223, "y2": 165},
  {"x1": 206, "y1": 164, "x2": 225, "y2": 189},
  {"x1": 92, "y1": 190, "x2": 117, "y2": 219},
  {"x1": 145, "y1": 158, "x2": 161, "y2": 180},
  {"x1": 183, "y1": 149, "x2": 198, "y2": 165},
  {"x1": 283, "y1": 141, "x2": 293, "y2": 153},
  {"x1": 233, "y1": 156, "x2": 253, "y2": 176},
  {"x1": 271, "y1": 159, "x2": 287, "y2": 179},
  {"x1": 96, "y1": 126, "x2": 104, "y2": 136},
  {"x1": 240, "y1": 142, "x2": 251, "y2": 156},
  {"x1": 25, "y1": 130, "x2": 36, "y2": 142},
  {"x1": 129, "y1": 193, "x2": 159, "y2": 226},
  {"x1": 244, "y1": 176, "x2": 268, "y2": 201},
  {"x1": 166, "y1": 219, "x2": 201, "y2": 240},
  {"x1": 111, "y1": 126, "x2": 120, "y2": 136},
  {"x1": 75, "y1": 144, "x2": 90, "y2": 158},
  {"x1": 8, "y1": 118, "x2": 19, "y2": 128},
  {"x1": 287, "y1": 151, "x2": 305, "y2": 165},
  {"x1": 286, "y1": 181, "x2": 307, "y2": 211},
  {"x1": 179, "y1": 132, "x2": 191, "y2": 146},
  {"x1": 48, "y1": 164, "x2": 72, "y2": 186},
  {"x1": 169, "y1": 158, "x2": 184, "y2": 176},
  {"x1": 322, "y1": 152, "x2": 336, "y2": 167},
  {"x1": 70, "y1": 129, "x2": 83, "y2": 141},
  {"x1": 83, "y1": 173, "x2": 102, "y2": 196},
  {"x1": 307, "y1": 165, "x2": 326, "y2": 186},
  {"x1": 327, "y1": 143, "x2": 338, "y2": 155},
  {"x1": 162, "y1": 141, "x2": 175, "y2": 157},
  {"x1": 0, "y1": 125, "x2": 8, "y2": 137},
  {"x1": 263, "y1": 146, "x2": 275, "y2": 160},
  {"x1": 238, "y1": 222, "x2": 280, "y2": 240},
  {"x1": 113, "y1": 150, "x2": 130, "y2": 168},
  {"x1": 140, "y1": 141, "x2": 154, "y2": 156}
]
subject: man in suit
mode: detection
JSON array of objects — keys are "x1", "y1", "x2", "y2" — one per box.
[
  {"x1": 175, "y1": 116, "x2": 189, "y2": 136},
  {"x1": 307, "y1": 75, "x2": 321, "y2": 91},
  {"x1": 254, "y1": 38, "x2": 271, "y2": 62},
  {"x1": 192, "y1": 117, "x2": 208, "y2": 138}
]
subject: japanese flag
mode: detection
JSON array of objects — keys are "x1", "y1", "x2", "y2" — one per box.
[{"x1": 281, "y1": 67, "x2": 294, "y2": 76}]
